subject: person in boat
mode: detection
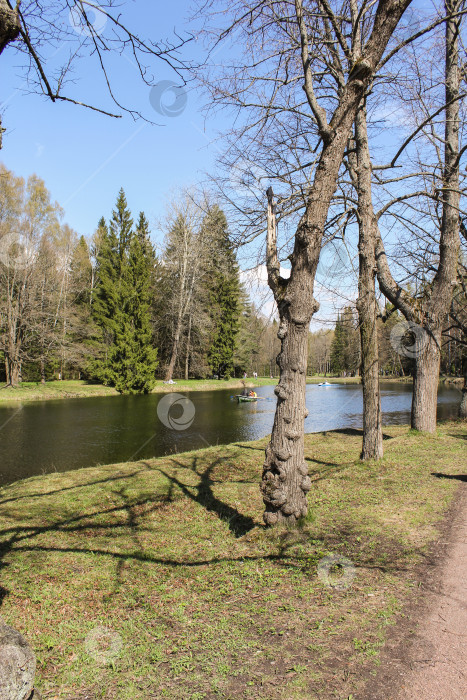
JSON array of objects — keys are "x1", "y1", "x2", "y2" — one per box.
[
  {"x1": 241, "y1": 382, "x2": 249, "y2": 397},
  {"x1": 249, "y1": 390, "x2": 257, "y2": 397}
]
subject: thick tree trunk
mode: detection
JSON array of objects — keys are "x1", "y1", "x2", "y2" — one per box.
[
  {"x1": 459, "y1": 374, "x2": 467, "y2": 419},
  {"x1": 0, "y1": 0, "x2": 20, "y2": 55},
  {"x1": 411, "y1": 328, "x2": 441, "y2": 432},
  {"x1": 5, "y1": 354, "x2": 21, "y2": 387},
  {"x1": 262, "y1": 312, "x2": 311, "y2": 525},
  {"x1": 262, "y1": 0, "x2": 413, "y2": 526},
  {"x1": 0, "y1": 0, "x2": 20, "y2": 149},
  {"x1": 354, "y1": 105, "x2": 383, "y2": 460}
]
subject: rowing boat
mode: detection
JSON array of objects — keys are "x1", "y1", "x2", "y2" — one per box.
[{"x1": 235, "y1": 395, "x2": 258, "y2": 403}]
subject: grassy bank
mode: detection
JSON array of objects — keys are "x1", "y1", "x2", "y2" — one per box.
[
  {"x1": 0, "y1": 421, "x2": 465, "y2": 699},
  {"x1": 0, "y1": 378, "x2": 278, "y2": 404}
]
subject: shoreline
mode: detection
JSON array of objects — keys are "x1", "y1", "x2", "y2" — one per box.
[{"x1": 0, "y1": 375, "x2": 462, "y2": 406}]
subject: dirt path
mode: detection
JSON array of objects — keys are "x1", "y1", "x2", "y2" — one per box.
[{"x1": 364, "y1": 481, "x2": 467, "y2": 700}]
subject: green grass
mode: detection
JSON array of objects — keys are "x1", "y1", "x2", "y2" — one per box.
[
  {"x1": 0, "y1": 421, "x2": 465, "y2": 698},
  {"x1": 0, "y1": 377, "x2": 278, "y2": 404},
  {"x1": 0, "y1": 374, "x2": 429, "y2": 404}
]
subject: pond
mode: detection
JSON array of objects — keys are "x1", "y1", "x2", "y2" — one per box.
[{"x1": 0, "y1": 382, "x2": 462, "y2": 486}]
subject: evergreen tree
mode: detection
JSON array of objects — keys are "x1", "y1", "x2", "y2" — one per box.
[
  {"x1": 330, "y1": 313, "x2": 345, "y2": 373},
  {"x1": 234, "y1": 299, "x2": 263, "y2": 376},
  {"x1": 204, "y1": 206, "x2": 241, "y2": 378},
  {"x1": 92, "y1": 192, "x2": 158, "y2": 393},
  {"x1": 330, "y1": 307, "x2": 359, "y2": 375}
]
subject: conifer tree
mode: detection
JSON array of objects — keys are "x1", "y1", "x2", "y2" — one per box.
[
  {"x1": 92, "y1": 192, "x2": 158, "y2": 393},
  {"x1": 204, "y1": 206, "x2": 241, "y2": 378},
  {"x1": 330, "y1": 313, "x2": 345, "y2": 374}
]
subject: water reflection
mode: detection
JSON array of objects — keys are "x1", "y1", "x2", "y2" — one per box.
[{"x1": 0, "y1": 381, "x2": 461, "y2": 486}]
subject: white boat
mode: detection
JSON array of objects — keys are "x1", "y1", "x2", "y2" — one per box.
[{"x1": 318, "y1": 381, "x2": 334, "y2": 386}]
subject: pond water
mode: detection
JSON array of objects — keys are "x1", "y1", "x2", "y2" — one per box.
[{"x1": 0, "y1": 382, "x2": 462, "y2": 486}]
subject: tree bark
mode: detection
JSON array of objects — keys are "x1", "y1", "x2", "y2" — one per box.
[
  {"x1": 459, "y1": 374, "x2": 467, "y2": 419},
  {"x1": 262, "y1": 189, "x2": 315, "y2": 525},
  {"x1": 0, "y1": 0, "x2": 20, "y2": 56},
  {"x1": 5, "y1": 353, "x2": 21, "y2": 387},
  {"x1": 261, "y1": 0, "x2": 413, "y2": 525},
  {"x1": 411, "y1": 328, "x2": 442, "y2": 431},
  {"x1": 354, "y1": 104, "x2": 383, "y2": 460},
  {"x1": 0, "y1": 0, "x2": 20, "y2": 149},
  {"x1": 262, "y1": 310, "x2": 311, "y2": 524}
]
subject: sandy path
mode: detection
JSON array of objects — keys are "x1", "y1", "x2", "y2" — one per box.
[
  {"x1": 396, "y1": 484, "x2": 467, "y2": 699},
  {"x1": 364, "y1": 482, "x2": 467, "y2": 700}
]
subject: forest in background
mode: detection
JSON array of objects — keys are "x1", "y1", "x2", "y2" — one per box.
[
  {"x1": 1, "y1": 162, "x2": 464, "y2": 392},
  {"x1": 0, "y1": 163, "x2": 282, "y2": 390}
]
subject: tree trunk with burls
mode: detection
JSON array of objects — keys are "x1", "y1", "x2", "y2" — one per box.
[
  {"x1": 0, "y1": 0, "x2": 20, "y2": 56},
  {"x1": 262, "y1": 306, "x2": 312, "y2": 524},
  {"x1": 261, "y1": 0, "x2": 414, "y2": 524},
  {"x1": 0, "y1": 0, "x2": 20, "y2": 149},
  {"x1": 262, "y1": 189, "x2": 318, "y2": 525}
]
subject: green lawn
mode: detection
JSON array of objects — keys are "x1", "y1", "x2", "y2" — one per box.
[
  {"x1": 0, "y1": 378, "x2": 278, "y2": 404},
  {"x1": 0, "y1": 421, "x2": 465, "y2": 698},
  {"x1": 0, "y1": 375, "x2": 425, "y2": 404}
]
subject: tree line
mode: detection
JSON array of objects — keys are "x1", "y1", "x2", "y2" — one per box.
[
  {"x1": 325, "y1": 303, "x2": 466, "y2": 378},
  {"x1": 0, "y1": 165, "x2": 282, "y2": 391}
]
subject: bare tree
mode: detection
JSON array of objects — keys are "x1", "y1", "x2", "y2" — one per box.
[
  {"x1": 161, "y1": 195, "x2": 209, "y2": 382},
  {"x1": 371, "y1": 0, "x2": 464, "y2": 432},
  {"x1": 0, "y1": 165, "x2": 62, "y2": 385},
  {"x1": 198, "y1": 0, "x2": 412, "y2": 524},
  {"x1": 345, "y1": 103, "x2": 383, "y2": 458},
  {"x1": 0, "y1": 0, "x2": 191, "y2": 146}
]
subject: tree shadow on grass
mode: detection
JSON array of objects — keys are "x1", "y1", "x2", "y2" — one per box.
[
  {"x1": 156, "y1": 456, "x2": 256, "y2": 537},
  {"x1": 233, "y1": 443, "x2": 265, "y2": 452},
  {"x1": 431, "y1": 472, "x2": 467, "y2": 482},
  {"x1": 0, "y1": 450, "x2": 421, "y2": 611},
  {"x1": 323, "y1": 427, "x2": 394, "y2": 440},
  {"x1": 447, "y1": 433, "x2": 467, "y2": 440},
  {"x1": 0, "y1": 469, "x2": 151, "y2": 507}
]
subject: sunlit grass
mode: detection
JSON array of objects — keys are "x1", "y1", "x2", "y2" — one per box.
[
  {"x1": 0, "y1": 420, "x2": 465, "y2": 698},
  {"x1": 0, "y1": 377, "x2": 279, "y2": 403}
]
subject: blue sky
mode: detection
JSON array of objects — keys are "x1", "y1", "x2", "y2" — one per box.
[
  {"x1": 0, "y1": 1, "x2": 216, "y2": 246},
  {"x1": 0, "y1": 0, "x2": 435, "y2": 328}
]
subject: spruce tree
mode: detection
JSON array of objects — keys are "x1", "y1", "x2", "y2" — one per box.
[
  {"x1": 92, "y1": 192, "x2": 158, "y2": 393},
  {"x1": 330, "y1": 313, "x2": 345, "y2": 374},
  {"x1": 204, "y1": 206, "x2": 241, "y2": 378}
]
